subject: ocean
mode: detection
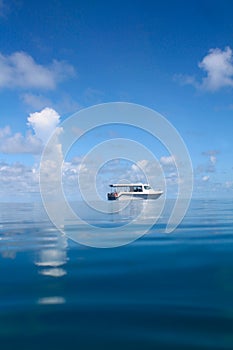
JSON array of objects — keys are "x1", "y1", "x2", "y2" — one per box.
[{"x1": 0, "y1": 199, "x2": 233, "y2": 349}]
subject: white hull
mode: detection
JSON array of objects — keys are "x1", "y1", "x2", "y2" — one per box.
[{"x1": 117, "y1": 191, "x2": 163, "y2": 200}]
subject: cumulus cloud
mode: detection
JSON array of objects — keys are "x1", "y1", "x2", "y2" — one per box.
[
  {"x1": 0, "y1": 51, "x2": 75, "y2": 90},
  {"x1": 130, "y1": 159, "x2": 162, "y2": 177},
  {"x1": 37, "y1": 109, "x2": 65, "y2": 196},
  {"x1": 0, "y1": 107, "x2": 62, "y2": 154},
  {"x1": 0, "y1": 129, "x2": 42, "y2": 154},
  {"x1": 159, "y1": 155, "x2": 188, "y2": 190},
  {"x1": 0, "y1": 161, "x2": 39, "y2": 194},
  {"x1": 160, "y1": 155, "x2": 175, "y2": 166},
  {"x1": 27, "y1": 107, "x2": 62, "y2": 144},
  {"x1": 199, "y1": 47, "x2": 233, "y2": 91},
  {"x1": 0, "y1": 107, "x2": 65, "y2": 198},
  {"x1": 160, "y1": 155, "x2": 179, "y2": 180},
  {"x1": 176, "y1": 47, "x2": 233, "y2": 92}
]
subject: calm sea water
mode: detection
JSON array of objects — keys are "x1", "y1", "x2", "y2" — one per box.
[{"x1": 0, "y1": 199, "x2": 233, "y2": 350}]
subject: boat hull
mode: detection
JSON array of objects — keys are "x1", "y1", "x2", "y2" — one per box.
[
  {"x1": 108, "y1": 191, "x2": 163, "y2": 201},
  {"x1": 115, "y1": 192, "x2": 163, "y2": 200}
]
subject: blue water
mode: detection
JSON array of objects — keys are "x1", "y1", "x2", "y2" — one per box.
[{"x1": 0, "y1": 199, "x2": 233, "y2": 349}]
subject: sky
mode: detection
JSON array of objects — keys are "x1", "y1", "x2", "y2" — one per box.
[{"x1": 0, "y1": 0, "x2": 233, "y2": 201}]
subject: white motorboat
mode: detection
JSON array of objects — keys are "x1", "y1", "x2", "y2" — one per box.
[{"x1": 107, "y1": 183, "x2": 163, "y2": 200}]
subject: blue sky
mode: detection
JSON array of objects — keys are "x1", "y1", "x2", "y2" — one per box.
[{"x1": 0, "y1": 0, "x2": 233, "y2": 201}]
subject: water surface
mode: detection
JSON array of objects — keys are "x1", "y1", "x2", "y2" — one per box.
[{"x1": 0, "y1": 199, "x2": 233, "y2": 349}]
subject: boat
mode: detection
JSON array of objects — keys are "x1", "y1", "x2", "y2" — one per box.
[{"x1": 107, "y1": 183, "x2": 163, "y2": 200}]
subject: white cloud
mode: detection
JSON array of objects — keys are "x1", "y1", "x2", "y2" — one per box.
[
  {"x1": 27, "y1": 107, "x2": 62, "y2": 144},
  {"x1": 0, "y1": 107, "x2": 62, "y2": 154},
  {"x1": 210, "y1": 155, "x2": 216, "y2": 165},
  {"x1": 200, "y1": 150, "x2": 219, "y2": 172},
  {"x1": 0, "y1": 107, "x2": 65, "y2": 198},
  {"x1": 0, "y1": 129, "x2": 42, "y2": 154},
  {"x1": 202, "y1": 175, "x2": 210, "y2": 182},
  {"x1": 176, "y1": 47, "x2": 233, "y2": 92},
  {"x1": 125, "y1": 156, "x2": 181, "y2": 193},
  {"x1": 38, "y1": 109, "x2": 64, "y2": 196},
  {"x1": 126, "y1": 159, "x2": 165, "y2": 192},
  {"x1": 0, "y1": 51, "x2": 75, "y2": 90},
  {"x1": 199, "y1": 47, "x2": 233, "y2": 91},
  {"x1": 0, "y1": 161, "x2": 39, "y2": 194},
  {"x1": 165, "y1": 172, "x2": 179, "y2": 186},
  {"x1": 160, "y1": 155, "x2": 175, "y2": 166},
  {"x1": 160, "y1": 155, "x2": 178, "y2": 173}
]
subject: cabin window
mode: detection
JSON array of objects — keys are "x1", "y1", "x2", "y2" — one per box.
[
  {"x1": 144, "y1": 185, "x2": 151, "y2": 190},
  {"x1": 133, "y1": 186, "x2": 142, "y2": 192}
]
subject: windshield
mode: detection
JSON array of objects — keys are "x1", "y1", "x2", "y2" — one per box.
[{"x1": 144, "y1": 185, "x2": 151, "y2": 190}]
